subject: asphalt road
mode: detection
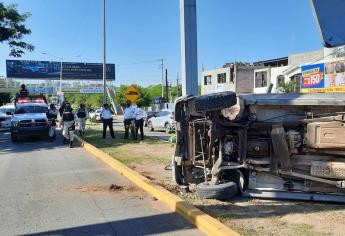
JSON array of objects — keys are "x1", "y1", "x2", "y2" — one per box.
[{"x1": 0, "y1": 131, "x2": 202, "y2": 236}]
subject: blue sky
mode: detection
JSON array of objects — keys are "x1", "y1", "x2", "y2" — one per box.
[{"x1": 0, "y1": 0, "x2": 322, "y2": 86}]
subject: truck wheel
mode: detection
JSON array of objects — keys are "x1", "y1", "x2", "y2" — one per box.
[
  {"x1": 11, "y1": 134, "x2": 18, "y2": 143},
  {"x1": 194, "y1": 92, "x2": 237, "y2": 112},
  {"x1": 196, "y1": 181, "x2": 238, "y2": 200}
]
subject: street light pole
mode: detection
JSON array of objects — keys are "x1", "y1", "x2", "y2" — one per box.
[
  {"x1": 102, "y1": 0, "x2": 107, "y2": 105},
  {"x1": 59, "y1": 59, "x2": 63, "y2": 93}
]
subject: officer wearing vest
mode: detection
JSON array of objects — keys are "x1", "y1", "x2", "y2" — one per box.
[
  {"x1": 61, "y1": 102, "x2": 75, "y2": 147},
  {"x1": 19, "y1": 84, "x2": 29, "y2": 97},
  {"x1": 76, "y1": 103, "x2": 88, "y2": 136},
  {"x1": 47, "y1": 103, "x2": 58, "y2": 140}
]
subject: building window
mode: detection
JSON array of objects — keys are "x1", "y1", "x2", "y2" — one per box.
[
  {"x1": 290, "y1": 73, "x2": 301, "y2": 93},
  {"x1": 255, "y1": 71, "x2": 268, "y2": 88},
  {"x1": 217, "y1": 73, "x2": 226, "y2": 84},
  {"x1": 204, "y1": 75, "x2": 212, "y2": 85},
  {"x1": 277, "y1": 75, "x2": 285, "y2": 86}
]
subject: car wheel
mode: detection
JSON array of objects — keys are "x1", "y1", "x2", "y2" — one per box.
[
  {"x1": 196, "y1": 181, "x2": 238, "y2": 200},
  {"x1": 11, "y1": 133, "x2": 18, "y2": 143},
  {"x1": 165, "y1": 123, "x2": 171, "y2": 134},
  {"x1": 194, "y1": 91, "x2": 237, "y2": 112},
  {"x1": 148, "y1": 122, "x2": 154, "y2": 131}
]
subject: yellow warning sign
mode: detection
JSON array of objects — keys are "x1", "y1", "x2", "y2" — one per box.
[{"x1": 124, "y1": 86, "x2": 140, "y2": 103}]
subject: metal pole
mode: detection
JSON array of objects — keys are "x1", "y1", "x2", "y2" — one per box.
[
  {"x1": 165, "y1": 69, "x2": 169, "y2": 102},
  {"x1": 161, "y1": 58, "x2": 164, "y2": 98},
  {"x1": 102, "y1": 0, "x2": 107, "y2": 104},
  {"x1": 59, "y1": 59, "x2": 62, "y2": 93},
  {"x1": 180, "y1": 0, "x2": 198, "y2": 96},
  {"x1": 176, "y1": 73, "x2": 179, "y2": 97}
]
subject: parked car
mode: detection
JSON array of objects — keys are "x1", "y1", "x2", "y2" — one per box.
[
  {"x1": 173, "y1": 92, "x2": 345, "y2": 203},
  {"x1": 147, "y1": 109, "x2": 174, "y2": 133},
  {"x1": 0, "y1": 104, "x2": 15, "y2": 130},
  {"x1": 144, "y1": 111, "x2": 158, "y2": 127},
  {"x1": 89, "y1": 108, "x2": 103, "y2": 122}
]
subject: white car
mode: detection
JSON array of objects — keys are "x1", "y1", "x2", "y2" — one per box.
[
  {"x1": 89, "y1": 108, "x2": 103, "y2": 122},
  {"x1": 147, "y1": 109, "x2": 175, "y2": 133},
  {"x1": 0, "y1": 104, "x2": 15, "y2": 130}
]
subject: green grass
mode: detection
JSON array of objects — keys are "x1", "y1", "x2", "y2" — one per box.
[{"x1": 82, "y1": 126, "x2": 173, "y2": 166}]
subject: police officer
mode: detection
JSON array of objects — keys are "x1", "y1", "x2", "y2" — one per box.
[
  {"x1": 19, "y1": 84, "x2": 29, "y2": 97},
  {"x1": 134, "y1": 104, "x2": 147, "y2": 141},
  {"x1": 47, "y1": 103, "x2": 58, "y2": 140},
  {"x1": 101, "y1": 103, "x2": 115, "y2": 139},
  {"x1": 123, "y1": 102, "x2": 135, "y2": 139},
  {"x1": 76, "y1": 103, "x2": 88, "y2": 136},
  {"x1": 61, "y1": 102, "x2": 75, "y2": 147}
]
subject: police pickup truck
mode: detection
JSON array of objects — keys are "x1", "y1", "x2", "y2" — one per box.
[{"x1": 10, "y1": 95, "x2": 54, "y2": 142}]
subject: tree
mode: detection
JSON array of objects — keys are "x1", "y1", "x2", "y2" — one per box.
[
  {"x1": 0, "y1": 3, "x2": 34, "y2": 57},
  {"x1": 278, "y1": 81, "x2": 299, "y2": 93}
]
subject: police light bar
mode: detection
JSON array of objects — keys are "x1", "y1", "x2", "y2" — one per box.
[
  {"x1": 17, "y1": 98, "x2": 29, "y2": 103},
  {"x1": 32, "y1": 98, "x2": 45, "y2": 103}
]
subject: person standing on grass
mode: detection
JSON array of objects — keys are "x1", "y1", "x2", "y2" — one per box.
[
  {"x1": 123, "y1": 102, "x2": 135, "y2": 139},
  {"x1": 101, "y1": 103, "x2": 115, "y2": 139},
  {"x1": 134, "y1": 104, "x2": 147, "y2": 141}
]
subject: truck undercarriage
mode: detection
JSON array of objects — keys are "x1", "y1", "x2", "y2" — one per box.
[{"x1": 173, "y1": 92, "x2": 345, "y2": 202}]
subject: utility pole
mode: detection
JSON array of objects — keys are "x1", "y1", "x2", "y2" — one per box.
[
  {"x1": 169, "y1": 82, "x2": 172, "y2": 102},
  {"x1": 102, "y1": 0, "x2": 107, "y2": 104},
  {"x1": 180, "y1": 0, "x2": 198, "y2": 96},
  {"x1": 176, "y1": 73, "x2": 179, "y2": 97},
  {"x1": 161, "y1": 58, "x2": 164, "y2": 98},
  {"x1": 165, "y1": 69, "x2": 169, "y2": 102}
]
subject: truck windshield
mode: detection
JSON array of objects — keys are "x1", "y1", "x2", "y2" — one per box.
[{"x1": 15, "y1": 106, "x2": 48, "y2": 114}]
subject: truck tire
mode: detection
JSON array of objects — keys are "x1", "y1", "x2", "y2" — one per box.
[
  {"x1": 196, "y1": 181, "x2": 238, "y2": 200},
  {"x1": 194, "y1": 92, "x2": 237, "y2": 112}
]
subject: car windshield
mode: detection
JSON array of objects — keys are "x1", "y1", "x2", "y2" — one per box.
[{"x1": 15, "y1": 105, "x2": 48, "y2": 114}]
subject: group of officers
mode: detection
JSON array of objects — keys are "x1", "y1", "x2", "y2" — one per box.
[
  {"x1": 99, "y1": 101, "x2": 147, "y2": 141},
  {"x1": 49, "y1": 100, "x2": 147, "y2": 145},
  {"x1": 20, "y1": 84, "x2": 147, "y2": 145}
]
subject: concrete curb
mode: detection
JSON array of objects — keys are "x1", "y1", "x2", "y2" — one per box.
[{"x1": 75, "y1": 136, "x2": 240, "y2": 236}]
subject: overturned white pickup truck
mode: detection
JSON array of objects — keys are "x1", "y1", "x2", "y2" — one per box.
[{"x1": 173, "y1": 92, "x2": 345, "y2": 202}]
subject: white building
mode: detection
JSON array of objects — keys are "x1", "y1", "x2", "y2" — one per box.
[{"x1": 201, "y1": 64, "x2": 265, "y2": 95}]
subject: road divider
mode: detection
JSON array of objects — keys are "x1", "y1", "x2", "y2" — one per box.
[{"x1": 75, "y1": 136, "x2": 240, "y2": 236}]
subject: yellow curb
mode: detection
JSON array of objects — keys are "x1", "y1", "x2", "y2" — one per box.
[{"x1": 75, "y1": 136, "x2": 240, "y2": 236}]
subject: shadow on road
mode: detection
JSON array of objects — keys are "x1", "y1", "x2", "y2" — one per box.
[
  {"x1": 0, "y1": 131, "x2": 67, "y2": 154},
  {"x1": 24, "y1": 212, "x2": 197, "y2": 236}
]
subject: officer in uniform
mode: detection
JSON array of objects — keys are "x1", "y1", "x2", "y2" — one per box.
[
  {"x1": 134, "y1": 104, "x2": 147, "y2": 141},
  {"x1": 101, "y1": 103, "x2": 115, "y2": 139},
  {"x1": 123, "y1": 102, "x2": 135, "y2": 139},
  {"x1": 19, "y1": 84, "x2": 29, "y2": 97},
  {"x1": 76, "y1": 103, "x2": 88, "y2": 136},
  {"x1": 61, "y1": 102, "x2": 75, "y2": 147},
  {"x1": 47, "y1": 103, "x2": 58, "y2": 140}
]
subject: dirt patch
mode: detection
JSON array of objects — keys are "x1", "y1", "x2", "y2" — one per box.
[{"x1": 66, "y1": 184, "x2": 139, "y2": 195}]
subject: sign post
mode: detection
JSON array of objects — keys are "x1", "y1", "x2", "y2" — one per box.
[{"x1": 124, "y1": 86, "x2": 140, "y2": 103}]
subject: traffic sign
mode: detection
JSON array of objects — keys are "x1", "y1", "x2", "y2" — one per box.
[{"x1": 124, "y1": 86, "x2": 140, "y2": 103}]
